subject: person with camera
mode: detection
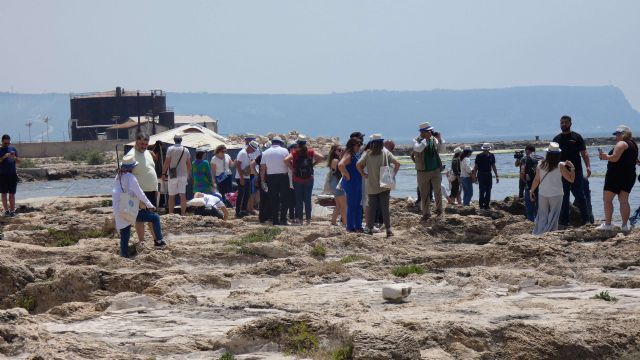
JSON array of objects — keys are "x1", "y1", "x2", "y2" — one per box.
[
  {"x1": 520, "y1": 145, "x2": 544, "y2": 221},
  {"x1": 473, "y1": 143, "x2": 499, "y2": 209},
  {"x1": 553, "y1": 115, "x2": 591, "y2": 228},
  {"x1": 413, "y1": 122, "x2": 446, "y2": 220},
  {"x1": 530, "y1": 142, "x2": 575, "y2": 235},
  {"x1": 0, "y1": 134, "x2": 20, "y2": 217},
  {"x1": 514, "y1": 150, "x2": 525, "y2": 199}
]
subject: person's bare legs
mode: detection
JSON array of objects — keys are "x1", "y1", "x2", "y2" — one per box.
[
  {"x1": 9, "y1": 193, "x2": 15, "y2": 212},
  {"x1": 337, "y1": 195, "x2": 347, "y2": 225},
  {"x1": 168, "y1": 195, "x2": 175, "y2": 214},
  {"x1": 603, "y1": 190, "x2": 615, "y2": 225},
  {"x1": 179, "y1": 193, "x2": 187, "y2": 215},
  {"x1": 1, "y1": 193, "x2": 7, "y2": 212},
  {"x1": 135, "y1": 222, "x2": 145, "y2": 242},
  {"x1": 331, "y1": 205, "x2": 339, "y2": 224},
  {"x1": 619, "y1": 191, "x2": 631, "y2": 226}
]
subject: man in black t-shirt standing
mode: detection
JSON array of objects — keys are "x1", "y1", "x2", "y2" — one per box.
[{"x1": 552, "y1": 115, "x2": 591, "y2": 227}]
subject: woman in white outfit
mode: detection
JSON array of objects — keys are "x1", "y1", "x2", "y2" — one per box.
[{"x1": 529, "y1": 142, "x2": 575, "y2": 235}]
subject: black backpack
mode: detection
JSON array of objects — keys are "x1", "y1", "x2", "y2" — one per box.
[
  {"x1": 295, "y1": 153, "x2": 314, "y2": 179},
  {"x1": 524, "y1": 155, "x2": 541, "y2": 188}
]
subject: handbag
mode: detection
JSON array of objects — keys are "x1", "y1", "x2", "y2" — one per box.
[
  {"x1": 323, "y1": 170, "x2": 333, "y2": 194},
  {"x1": 216, "y1": 155, "x2": 230, "y2": 183},
  {"x1": 379, "y1": 149, "x2": 396, "y2": 190},
  {"x1": 169, "y1": 147, "x2": 186, "y2": 178},
  {"x1": 118, "y1": 175, "x2": 139, "y2": 225}
]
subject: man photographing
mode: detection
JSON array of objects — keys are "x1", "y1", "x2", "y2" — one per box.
[
  {"x1": 413, "y1": 122, "x2": 445, "y2": 220},
  {"x1": 0, "y1": 134, "x2": 20, "y2": 217}
]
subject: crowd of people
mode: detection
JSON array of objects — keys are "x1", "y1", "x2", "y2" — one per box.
[{"x1": 1, "y1": 113, "x2": 638, "y2": 258}]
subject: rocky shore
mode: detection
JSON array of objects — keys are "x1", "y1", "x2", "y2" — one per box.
[{"x1": 1, "y1": 196, "x2": 640, "y2": 359}]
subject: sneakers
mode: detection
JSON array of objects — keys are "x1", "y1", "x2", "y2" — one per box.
[
  {"x1": 596, "y1": 223, "x2": 613, "y2": 231},
  {"x1": 372, "y1": 226, "x2": 381, "y2": 233},
  {"x1": 386, "y1": 229, "x2": 394, "y2": 238},
  {"x1": 364, "y1": 228, "x2": 374, "y2": 235},
  {"x1": 4, "y1": 211, "x2": 9, "y2": 217},
  {"x1": 9, "y1": 211, "x2": 15, "y2": 217},
  {"x1": 621, "y1": 224, "x2": 631, "y2": 232},
  {"x1": 154, "y1": 240, "x2": 167, "y2": 249}
]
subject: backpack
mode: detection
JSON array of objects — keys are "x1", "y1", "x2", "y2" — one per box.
[
  {"x1": 295, "y1": 152, "x2": 314, "y2": 179},
  {"x1": 524, "y1": 155, "x2": 542, "y2": 188}
]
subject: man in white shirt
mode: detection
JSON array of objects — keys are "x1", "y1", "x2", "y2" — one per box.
[
  {"x1": 161, "y1": 134, "x2": 191, "y2": 215},
  {"x1": 260, "y1": 136, "x2": 290, "y2": 225},
  {"x1": 235, "y1": 140, "x2": 258, "y2": 218},
  {"x1": 126, "y1": 132, "x2": 159, "y2": 243}
]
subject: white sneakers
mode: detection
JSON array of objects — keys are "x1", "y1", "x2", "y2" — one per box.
[{"x1": 595, "y1": 223, "x2": 631, "y2": 231}]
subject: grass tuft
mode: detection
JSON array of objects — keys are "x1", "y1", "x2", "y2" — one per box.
[
  {"x1": 18, "y1": 158, "x2": 37, "y2": 168},
  {"x1": 48, "y1": 227, "x2": 112, "y2": 247},
  {"x1": 332, "y1": 345, "x2": 354, "y2": 360},
  {"x1": 228, "y1": 227, "x2": 282, "y2": 249},
  {"x1": 14, "y1": 294, "x2": 36, "y2": 312},
  {"x1": 310, "y1": 244, "x2": 327, "y2": 257},
  {"x1": 64, "y1": 150, "x2": 107, "y2": 165},
  {"x1": 392, "y1": 264, "x2": 425, "y2": 277},
  {"x1": 218, "y1": 352, "x2": 235, "y2": 360},
  {"x1": 593, "y1": 290, "x2": 618, "y2": 302},
  {"x1": 284, "y1": 322, "x2": 319, "y2": 355}
]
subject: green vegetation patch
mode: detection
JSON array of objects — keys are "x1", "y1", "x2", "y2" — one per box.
[
  {"x1": 260, "y1": 321, "x2": 320, "y2": 355},
  {"x1": 218, "y1": 352, "x2": 235, "y2": 360},
  {"x1": 310, "y1": 244, "x2": 327, "y2": 257},
  {"x1": 392, "y1": 264, "x2": 425, "y2": 277},
  {"x1": 17, "y1": 158, "x2": 37, "y2": 168},
  {"x1": 593, "y1": 290, "x2": 618, "y2": 302},
  {"x1": 64, "y1": 150, "x2": 107, "y2": 165},
  {"x1": 229, "y1": 227, "x2": 282, "y2": 247},
  {"x1": 48, "y1": 228, "x2": 112, "y2": 247},
  {"x1": 331, "y1": 345, "x2": 354, "y2": 360},
  {"x1": 14, "y1": 294, "x2": 36, "y2": 312}
]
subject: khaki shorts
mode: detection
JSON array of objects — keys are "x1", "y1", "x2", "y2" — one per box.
[{"x1": 168, "y1": 177, "x2": 188, "y2": 196}]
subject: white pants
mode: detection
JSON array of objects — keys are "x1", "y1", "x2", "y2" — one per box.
[
  {"x1": 533, "y1": 194, "x2": 563, "y2": 235},
  {"x1": 168, "y1": 176, "x2": 187, "y2": 196}
]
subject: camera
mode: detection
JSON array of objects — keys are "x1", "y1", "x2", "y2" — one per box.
[
  {"x1": 432, "y1": 131, "x2": 440, "y2": 137},
  {"x1": 514, "y1": 150, "x2": 524, "y2": 160}
]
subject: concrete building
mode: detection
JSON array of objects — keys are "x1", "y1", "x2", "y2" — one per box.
[
  {"x1": 69, "y1": 87, "x2": 174, "y2": 141},
  {"x1": 174, "y1": 115, "x2": 218, "y2": 133}
]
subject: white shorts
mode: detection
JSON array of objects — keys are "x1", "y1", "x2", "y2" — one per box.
[{"x1": 168, "y1": 177, "x2": 188, "y2": 196}]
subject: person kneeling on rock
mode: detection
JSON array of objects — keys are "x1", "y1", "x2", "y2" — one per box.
[{"x1": 113, "y1": 155, "x2": 166, "y2": 258}]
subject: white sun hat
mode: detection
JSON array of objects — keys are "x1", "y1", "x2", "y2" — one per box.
[
  {"x1": 545, "y1": 142, "x2": 562, "y2": 153},
  {"x1": 480, "y1": 143, "x2": 493, "y2": 150}
]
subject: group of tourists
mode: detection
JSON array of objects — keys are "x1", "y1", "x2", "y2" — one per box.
[{"x1": 2, "y1": 113, "x2": 639, "y2": 258}]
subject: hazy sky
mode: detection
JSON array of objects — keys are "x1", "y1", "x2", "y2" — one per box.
[{"x1": 1, "y1": 0, "x2": 639, "y2": 109}]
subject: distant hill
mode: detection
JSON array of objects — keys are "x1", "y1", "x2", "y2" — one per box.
[{"x1": 1, "y1": 86, "x2": 638, "y2": 142}]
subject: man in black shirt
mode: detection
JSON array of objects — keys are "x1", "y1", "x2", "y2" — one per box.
[
  {"x1": 473, "y1": 143, "x2": 499, "y2": 209},
  {"x1": 552, "y1": 115, "x2": 591, "y2": 227}
]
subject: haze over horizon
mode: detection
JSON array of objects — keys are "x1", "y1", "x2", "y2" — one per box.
[{"x1": 1, "y1": 0, "x2": 639, "y2": 110}]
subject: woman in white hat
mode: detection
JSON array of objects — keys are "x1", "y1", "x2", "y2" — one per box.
[
  {"x1": 599, "y1": 125, "x2": 638, "y2": 230},
  {"x1": 447, "y1": 147, "x2": 463, "y2": 204},
  {"x1": 113, "y1": 155, "x2": 166, "y2": 258},
  {"x1": 529, "y1": 142, "x2": 575, "y2": 235}
]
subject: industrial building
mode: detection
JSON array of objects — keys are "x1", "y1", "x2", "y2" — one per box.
[{"x1": 69, "y1": 87, "x2": 175, "y2": 141}]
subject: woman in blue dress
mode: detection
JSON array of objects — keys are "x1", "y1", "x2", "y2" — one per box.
[{"x1": 338, "y1": 138, "x2": 364, "y2": 232}]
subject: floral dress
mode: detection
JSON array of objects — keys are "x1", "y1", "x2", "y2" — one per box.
[{"x1": 191, "y1": 160, "x2": 213, "y2": 194}]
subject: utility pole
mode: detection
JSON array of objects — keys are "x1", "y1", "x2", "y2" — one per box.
[
  {"x1": 25, "y1": 121, "x2": 33, "y2": 142},
  {"x1": 137, "y1": 91, "x2": 141, "y2": 133}
]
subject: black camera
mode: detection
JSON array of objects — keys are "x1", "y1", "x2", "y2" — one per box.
[
  {"x1": 514, "y1": 150, "x2": 524, "y2": 160},
  {"x1": 432, "y1": 131, "x2": 440, "y2": 137}
]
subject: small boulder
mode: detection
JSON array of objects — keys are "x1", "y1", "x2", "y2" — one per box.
[{"x1": 382, "y1": 284, "x2": 412, "y2": 301}]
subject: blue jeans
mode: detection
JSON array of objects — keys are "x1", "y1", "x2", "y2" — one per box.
[
  {"x1": 460, "y1": 177, "x2": 473, "y2": 206},
  {"x1": 560, "y1": 171, "x2": 589, "y2": 226},
  {"x1": 524, "y1": 188, "x2": 537, "y2": 221},
  {"x1": 293, "y1": 179, "x2": 314, "y2": 221},
  {"x1": 119, "y1": 209, "x2": 163, "y2": 258},
  {"x1": 478, "y1": 172, "x2": 493, "y2": 209}
]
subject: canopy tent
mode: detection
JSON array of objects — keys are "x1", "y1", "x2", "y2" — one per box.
[{"x1": 127, "y1": 123, "x2": 241, "y2": 152}]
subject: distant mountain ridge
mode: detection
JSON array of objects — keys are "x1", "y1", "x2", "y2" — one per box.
[{"x1": 1, "y1": 86, "x2": 638, "y2": 142}]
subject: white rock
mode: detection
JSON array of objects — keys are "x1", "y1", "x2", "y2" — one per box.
[{"x1": 382, "y1": 284, "x2": 412, "y2": 301}]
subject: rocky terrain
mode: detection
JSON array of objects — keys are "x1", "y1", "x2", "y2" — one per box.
[{"x1": 1, "y1": 196, "x2": 640, "y2": 359}]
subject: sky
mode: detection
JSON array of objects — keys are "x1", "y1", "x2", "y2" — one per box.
[{"x1": 1, "y1": 0, "x2": 639, "y2": 109}]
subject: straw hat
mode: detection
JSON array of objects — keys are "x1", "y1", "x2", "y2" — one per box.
[
  {"x1": 419, "y1": 122, "x2": 434, "y2": 132},
  {"x1": 481, "y1": 143, "x2": 493, "y2": 150},
  {"x1": 453, "y1": 147, "x2": 463, "y2": 154},
  {"x1": 244, "y1": 133, "x2": 257, "y2": 141},
  {"x1": 463, "y1": 145, "x2": 472, "y2": 152},
  {"x1": 271, "y1": 136, "x2": 284, "y2": 144},
  {"x1": 120, "y1": 154, "x2": 138, "y2": 169},
  {"x1": 613, "y1": 125, "x2": 631, "y2": 135},
  {"x1": 369, "y1": 134, "x2": 384, "y2": 142},
  {"x1": 248, "y1": 140, "x2": 260, "y2": 150},
  {"x1": 545, "y1": 142, "x2": 561, "y2": 153},
  {"x1": 296, "y1": 135, "x2": 308, "y2": 144}
]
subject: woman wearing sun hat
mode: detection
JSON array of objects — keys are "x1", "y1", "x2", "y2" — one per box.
[
  {"x1": 599, "y1": 125, "x2": 638, "y2": 230},
  {"x1": 529, "y1": 142, "x2": 575, "y2": 235},
  {"x1": 112, "y1": 155, "x2": 166, "y2": 258}
]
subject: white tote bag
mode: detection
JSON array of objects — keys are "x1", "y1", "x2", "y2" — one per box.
[
  {"x1": 379, "y1": 149, "x2": 396, "y2": 191},
  {"x1": 118, "y1": 176, "x2": 139, "y2": 225}
]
